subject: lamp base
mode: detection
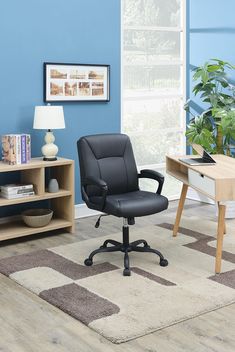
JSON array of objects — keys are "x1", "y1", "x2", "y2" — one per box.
[
  {"x1": 43, "y1": 157, "x2": 57, "y2": 161},
  {"x1": 41, "y1": 131, "x2": 59, "y2": 162}
]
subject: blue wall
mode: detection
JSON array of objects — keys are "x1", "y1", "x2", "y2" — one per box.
[
  {"x1": 3, "y1": 1, "x2": 234, "y2": 205},
  {"x1": 189, "y1": 0, "x2": 235, "y2": 114},
  {"x1": 0, "y1": 0, "x2": 121, "y2": 204}
]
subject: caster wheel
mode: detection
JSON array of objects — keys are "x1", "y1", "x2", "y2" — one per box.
[
  {"x1": 160, "y1": 259, "x2": 168, "y2": 267},
  {"x1": 123, "y1": 269, "x2": 131, "y2": 276},
  {"x1": 84, "y1": 258, "x2": 93, "y2": 266}
]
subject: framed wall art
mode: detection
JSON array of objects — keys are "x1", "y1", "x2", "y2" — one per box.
[{"x1": 44, "y1": 62, "x2": 110, "y2": 102}]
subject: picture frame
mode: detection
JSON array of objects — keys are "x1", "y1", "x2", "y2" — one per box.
[{"x1": 43, "y1": 62, "x2": 110, "y2": 102}]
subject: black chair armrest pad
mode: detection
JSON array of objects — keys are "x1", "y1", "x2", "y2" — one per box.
[{"x1": 138, "y1": 169, "x2": 164, "y2": 194}]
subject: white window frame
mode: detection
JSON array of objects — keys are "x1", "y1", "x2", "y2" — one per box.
[{"x1": 121, "y1": 0, "x2": 187, "y2": 200}]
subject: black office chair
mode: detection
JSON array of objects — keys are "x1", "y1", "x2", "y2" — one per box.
[{"x1": 77, "y1": 133, "x2": 169, "y2": 276}]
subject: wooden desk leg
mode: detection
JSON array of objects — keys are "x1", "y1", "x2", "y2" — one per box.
[
  {"x1": 173, "y1": 183, "x2": 188, "y2": 237},
  {"x1": 217, "y1": 202, "x2": 226, "y2": 235},
  {"x1": 215, "y1": 203, "x2": 226, "y2": 274}
]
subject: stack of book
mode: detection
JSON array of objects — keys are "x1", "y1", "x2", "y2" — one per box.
[
  {"x1": 1, "y1": 134, "x2": 31, "y2": 165},
  {"x1": 0, "y1": 184, "x2": 35, "y2": 199}
]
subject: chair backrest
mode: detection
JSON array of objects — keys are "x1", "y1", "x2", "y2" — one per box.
[{"x1": 77, "y1": 133, "x2": 139, "y2": 196}]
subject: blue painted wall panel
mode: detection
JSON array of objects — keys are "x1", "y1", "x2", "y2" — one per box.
[
  {"x1": 0, "y1": 0, "x2": 120, "y2": 204},
  {"x1": 186, "y1": 0, "x2": 235, "y2": 154},
  {"x1": 189, "y1": 0, "x2": 235, "y2": 112}
]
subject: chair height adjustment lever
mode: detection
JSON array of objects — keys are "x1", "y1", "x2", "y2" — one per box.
[
  {"x1": 95, "y1": 216, "x2": 102, "y2": 228},
  {"x1": 95, "y1": 214, "x2": 108, "y2": 228}
]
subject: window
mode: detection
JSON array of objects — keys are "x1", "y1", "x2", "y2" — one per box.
[{"x1": 122, "y1": 0, "x2": 186, "y2": 199}]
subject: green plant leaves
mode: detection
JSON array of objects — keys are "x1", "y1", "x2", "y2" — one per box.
[
  {"x1": 193, "y1": 64, "x2": 209, "y2": 84},
  {"x1": 186, "y1": 115, "x2": 215, "y2": 151},
  {"x1": 207, "y1": 64, "x2": 220, "y2": 72},
  {"x1": 211, "y1": 58, "x2": 235, "y2": 69},
  {"x1": 187, "y1": 58, "x2": 235, "y2": 153},
  {"x1": 220, "y1": 110, "x2": 235, "y2": 144}
]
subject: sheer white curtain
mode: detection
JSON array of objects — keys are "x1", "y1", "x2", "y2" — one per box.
[{"x1": 122, "y1": 0, "x2": 186, "y2": 199}]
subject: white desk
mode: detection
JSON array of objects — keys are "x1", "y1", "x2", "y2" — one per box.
[{"x1": 166, "y1": 154, "x2": 235, "y2": 273}]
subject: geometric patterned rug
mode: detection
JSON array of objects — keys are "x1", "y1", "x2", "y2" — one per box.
[{"x1": 0, "y1": 216, "x2": 234, "y2": 344}]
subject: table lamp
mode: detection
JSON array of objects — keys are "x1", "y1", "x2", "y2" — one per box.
[{"x1": 33, "y1": 105, "x2": 65, "y2": 161}]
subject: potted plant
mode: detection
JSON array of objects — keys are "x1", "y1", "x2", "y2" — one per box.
[{"x1": 185, "y1": 58, "x2": 235, "y2": 217}]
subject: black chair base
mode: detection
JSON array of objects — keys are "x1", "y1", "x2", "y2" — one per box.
[{"x1": 84, "y1": 225, "x2": 168, "y2": 276}]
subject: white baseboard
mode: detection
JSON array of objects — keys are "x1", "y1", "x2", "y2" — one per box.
[
  {"x1": 186, "y1": 187, "x2": 215, "y2": 205},
  {"x1": 168, "y1": 194, "x2": 180, "y2": 201},
  {"x1": 75, "y1": 203, "x2": 102, "y2": 219}
]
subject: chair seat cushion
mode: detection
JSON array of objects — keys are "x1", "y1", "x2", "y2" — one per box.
[{"x1": 90, "y1": 190, "x2": 168, "y2": 218}]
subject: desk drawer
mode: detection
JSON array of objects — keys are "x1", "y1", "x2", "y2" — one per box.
[{"x1": 188, "y1": 169, "x2": 215, "y2": 198}]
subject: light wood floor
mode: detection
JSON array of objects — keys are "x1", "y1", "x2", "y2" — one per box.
[{"x1": 0, "y1": 200, "x2": 234, "y2": 352}]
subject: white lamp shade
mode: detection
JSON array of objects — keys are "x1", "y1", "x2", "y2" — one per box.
[{"x1": 33, "y1": 106, "x2": 65, "y2": 130}]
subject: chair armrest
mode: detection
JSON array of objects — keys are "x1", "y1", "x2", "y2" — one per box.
[
  {"x1": 138, "y1": 169, "x2": 164, "y2": 194},
  {"x1": 83, "y1": 176, "x2": 108, "y2": 190},
  {"x1": 82, "y1": 176, "x2": 108, "y2": 210}
]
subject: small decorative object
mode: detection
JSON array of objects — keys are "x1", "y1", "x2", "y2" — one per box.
[
  {"x1": 33, "y1": 105, "x2": 65, "y2": 161},
  {"x1": 1, "y1": 134, "x2": 31, "y2": 165},
  {"x1": 48, "y1": 178, "x2": 59, "y2": 193},
  {"x1": 22, "y1": 208, "x2": 53, "y2": 227},
  {"x1": 44, "y1": 62, "x2": 110, "y2": 102}
]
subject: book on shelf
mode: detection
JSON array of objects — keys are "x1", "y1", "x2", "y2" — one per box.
[
  {"x1": 21, "y1": 134, "x2": 26, "y2": 163},
  {"x1": 1, "y1": 191, "x2": 35, "y2": 199},
  {"x1": 0, "y1": 184, "x2": 34, "y2": 199},
  {"x1": 26, "y1": 134, "x2": 31, "y2": 162},
  {"x1": 1, "y1": 188, "x2": 34, "y2": 195},
  {"x1": 1, "y1": 134, "x2": 31, "y2": 165},
  {"x1": 0, "y1": 183, "x2": 34, "y2": 192}
]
